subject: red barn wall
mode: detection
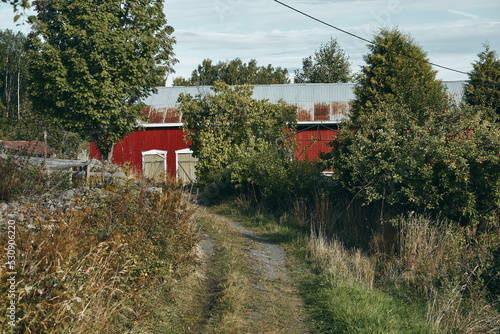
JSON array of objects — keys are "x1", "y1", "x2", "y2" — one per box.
[
  {"x1": 295, "y1": 127, "x2": 339, "y2": 161},
  {"x1": 90, "y1": 126, "x2": 338, "y2": 176},
  {"x1": 90, "y1": 127, "x2": 190, "y2": 178}
]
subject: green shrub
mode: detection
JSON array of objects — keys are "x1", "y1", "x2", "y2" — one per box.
[
  {"x1": 330, "y1": 103, "x2": 500, "y2": 225},
  {"x1": 229, "y1": 137, "x2": 323, "y2": 210}
]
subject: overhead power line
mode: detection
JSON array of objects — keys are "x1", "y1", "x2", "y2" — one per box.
[{"x1": 273, "y1": 0, "x2": 469, "y2": 76}]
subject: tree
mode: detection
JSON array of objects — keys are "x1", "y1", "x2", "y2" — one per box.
[
  {"x1": 294, "y1": 37, "x2": 352, "y2": 84},
  {"x1": 328, "y1": 30, "x2": 499, "y2": 224},
  {"x1": 0, "y1": 29, "x2": 29, "y2": 119},
  {"x1": 173, "y1": 58, "x2": 290, "y2": 86},
  {"x1": 351, "y1": 28, "x2": 449, "y2": 125},
  {"x1": 28, "y1": 0, "x2": 177, "y2": 161},
  {"x1": 1, "y1": 0, "x2": 31, "y2": 22},
  {"x1": 330, "y1": 103, "x2": 500, "y2": 224},
  {"x1": 464, "y1": 44, "x2": 500, "y2": 119},
  {"x1": 178, "y1": 81, "x2": 296, "y2": 186}
]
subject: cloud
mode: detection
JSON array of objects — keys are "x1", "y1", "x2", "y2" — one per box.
[{"x1": 447, "y1": 9, "x2": 480, "y2": 20}]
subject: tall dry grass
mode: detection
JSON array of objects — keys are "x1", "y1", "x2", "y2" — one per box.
[
  {"x1": 389, "y1": 214, "x2": 500, "y2": 333},
  {"x1": 308, "y1": 225, "x2": 375, "y2": 288},
  {"x1": 291, "y1": 191, "x2": 500, "y2": 333},
  {"x1": 0, "y1": 179, "x2": 199, "y2": 333}
]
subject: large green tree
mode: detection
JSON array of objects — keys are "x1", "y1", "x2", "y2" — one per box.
[
  {"x1": 351, "y1": 28, "x2": 449, "y2": 125},
  {"x1": 173, "y1": 58, "x2": 290, "y2": 86},
  {"x1": 29, "y1": 0, "x2": 177, "y2": 161},
  {"x1": 328, "y1": 29, "x2": 499, "y2": 224},
  {"x1": 464, "y1": 44, "x2": 500, "y2": 119},
  {"x1": 178, "y1": 81, "x2": 296, "y2": 186},
  {"x1": 294, "y1": 37, "x2": 352, "y2": 83}
]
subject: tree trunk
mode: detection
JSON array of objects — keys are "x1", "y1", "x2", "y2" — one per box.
[
  {"x1": 17, "y1": 69, "x2": 20, "y2": 119},
  {"x1": 4, "y1": 58, "x2": 8, "y2": 118},
  {"x1": 98, "y1": 144, "x2": 113, "y2": 163}
]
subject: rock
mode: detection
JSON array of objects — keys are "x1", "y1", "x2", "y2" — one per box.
[
  {"x1": 60, "y1": 190, "x2": 75, "y2": 201},
  {"x1": 0, "y1": 202, "x2": 8, "y2": 213},
  {"x1": 146, "y1": 187, "x2": 163, "y2": 194}
]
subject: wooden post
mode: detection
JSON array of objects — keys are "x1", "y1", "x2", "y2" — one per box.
[{"x1": 44, "y1": 131, "x2": 47, "y2": 161}]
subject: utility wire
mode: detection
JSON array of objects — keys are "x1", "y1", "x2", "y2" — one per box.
[{"x1": 273, "y1": 0, "x2": 469, "y2": 76}]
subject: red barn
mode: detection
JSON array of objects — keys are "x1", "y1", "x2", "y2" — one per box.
[{"x1": 91, "y1": 82, "x2": 465, "y2": 180}]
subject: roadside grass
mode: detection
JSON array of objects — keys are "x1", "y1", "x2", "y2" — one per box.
[
  {"x1": 209, "y1": 199, "x2": 442, "y2": 334},
  {"x1": 299, "y1": 273, "x2": 430, "y2": 333}
]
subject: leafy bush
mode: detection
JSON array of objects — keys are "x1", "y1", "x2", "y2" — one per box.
[
  {"x1": 230, "y1": 136, "x2": 323, "y2": 210},
  {"x1": 330, "y1": 103, "x2": 500, "y2": 224}
]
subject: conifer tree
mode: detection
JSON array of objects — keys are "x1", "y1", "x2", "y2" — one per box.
[
  {"x1": 351, "y1": 28, "x2": 448, "y2": 125},
  {"x1": 464, "y1": 44, "x2": 500, "y2": 119}
]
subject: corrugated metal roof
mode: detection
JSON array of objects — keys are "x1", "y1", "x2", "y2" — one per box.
[
  {"x1": 444, "y1": 81, "x2": 466, "y2": 104},
  {"x1": 141, "y1": 82, "x2": 466, "y2": 125}
]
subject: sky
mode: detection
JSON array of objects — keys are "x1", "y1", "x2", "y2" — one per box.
[{"x1": 2, "y1": 0, "x2": 499, "y2": 86}]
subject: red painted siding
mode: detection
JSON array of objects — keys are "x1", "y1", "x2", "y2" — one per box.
[
  {"x1": 90, "y1": 127, "x2": 338, "y2": 176},
  {"x1": 295, "y1": 127, "x2": 339, "y2": 161},
  {"x1": 90, "y1": 127, "x2": 190, "y2": 178}
]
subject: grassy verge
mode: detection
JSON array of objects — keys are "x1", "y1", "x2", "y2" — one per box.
[{"x1": 209, "y1": 199, "x2": 444, "y2": 333}]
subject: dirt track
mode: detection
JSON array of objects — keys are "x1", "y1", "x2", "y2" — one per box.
[{"x1": 202, "y1": 212, "x2": 310, "y2": 333}]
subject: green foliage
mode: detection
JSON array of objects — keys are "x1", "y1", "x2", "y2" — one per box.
[
  {"x1": 0, "y1": 155, "x2": 71, "y2": 201},
  {"x1": 230, "y1": 137, "x2": 323, "y2": 209},
  {"x1": 294, "y1": 37, "x2": 352, "y2": 83},
  {"x1": 173, "y1": 58, "x2": 290, "y2": 86},
  {"x1": 179, "y1": 81, "x2": 297, "y2": 187},
  {"x1": 464, "y1": 44, "x2": 500, "y2": 119},
  {"x1": 7, "y1": 105, "x2": 86, "y2": 159},
  {"x1": 352, "y1": 28, "x2": 449, "y2": 125},
  {"x1": 330, "y1": 103, "x2": 500, "y2": 224},
  {"x1": 28, "y1": 0, "x2": 178, "y2": 161},
  {"x1": 1, "y1": 0, "x2": 31, "y2": 22}
]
